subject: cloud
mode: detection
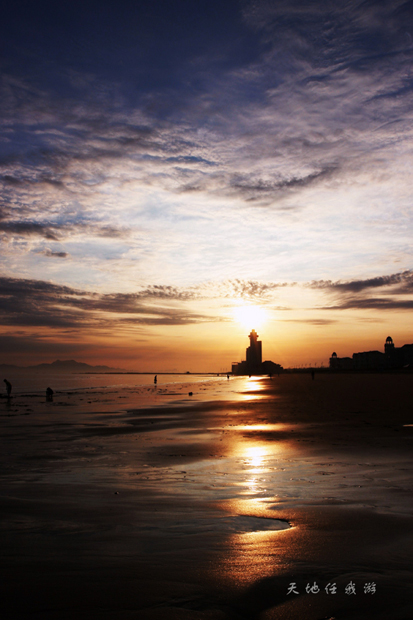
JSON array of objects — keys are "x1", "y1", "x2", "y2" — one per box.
[
  {"x1": 0, "y1": 278, "x2": 92, "y2": 328},
  {"x1": 207, "y1": 279, "x2": 291, "y2": 300},
  {"x1": 0, "y1": 218, "x2": 129, "y2": 241},
  {"x1": 0, "y1": 221, "x2": 60, "y2": 240},
  {"x1": 0, "y1": 277, "x2": 219, "y2": 329},
  {"x1": 43, "y1": 250, "x2": 69, "y2": 258},
  {"x1": 325, "y1": 298, "x2": 413, "y2": 311},
  {"x1": 0, "y1": 266, "x2": 412, "y2": 348},
  {"x1": 1, "y1": 174, "x2": 64, "y2": 188},
  {"x1": 0, "y1": 58, "x2": 362, "y2": 218},
  {"x1": 227, "y1": 165, "x2": 339, "y2": 202},
  {"x1": 282, "y1": 318, "x2": 337, "y2": 326},
  {"x1": 138, "y1": 285, "x2": 197, "y2": 301},
  {"x1": 1, "y1": 0, "x2": 413, "y2": 324},
  {"x1": 309, "y1": 271, "x2": 413, "y2": 293},
  {"x1": 307, "y1": 270, "x2": 413, "y2": 312},
  {"x1": 0, "y1": 275, "x2": 301, "y2": 332},
  {"x1": 137, "y1": 280, "x2": 294, "y2": 303}
]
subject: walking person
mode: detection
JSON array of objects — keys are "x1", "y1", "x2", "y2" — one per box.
[{"x1": 3, "y1": 379, "x2": 12, "y2": 398}]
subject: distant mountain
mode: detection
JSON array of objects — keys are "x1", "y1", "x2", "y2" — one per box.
[{"x1": 0, "y1": 359, "x2": 125, "y2": 373}]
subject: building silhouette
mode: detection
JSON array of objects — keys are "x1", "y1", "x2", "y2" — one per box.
[
  {"x1": 329, "y1": 352, "x2": 353, "y2": 370},
  {"x1": 246, "y1": 330, "x2": 262, "y2": 371},
  {"x1": 232, "y1": 329, "x2": 282, "y2": 375},
  {"x1": 330, "y1": 336, "x2": 413, "y2": 370}
]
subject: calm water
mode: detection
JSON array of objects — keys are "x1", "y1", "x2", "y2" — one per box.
[{"x1": 2, "y1": 371, "x2": 225, "y2": 395}]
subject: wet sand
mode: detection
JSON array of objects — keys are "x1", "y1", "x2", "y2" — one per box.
[{"x1": 1, "y1": 373, "x2": 412, "y2": 619}]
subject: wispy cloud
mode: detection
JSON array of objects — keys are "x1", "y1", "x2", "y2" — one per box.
[
  {"x1": 282, "y1": 318, "x2": 337, "y2": 326},
  {"x1": 198, "y1": 279, "x2": 291, "y2": 300},
  {"x1": 0, "y1": 221, "x2": 61, "y2": 240},
  {"x1": 0, "y1": 277, "x2": 221, "y2": 329},
  {"x1": 43, "y1": 249, "x2": 69, "y2": 258},
  {"x1": 309, "y1": 270, "x2": 413, "y2": 312},
  {"x1": 0, "y1": 216, "x2": 129, "y2": 242},
  {"x1": 309, "y1": 271, "x2": 413, "y2": 294},
  {"x1": 5, "y1": 268, "x2": 411, "y2": 336},
  {"x1": 325, "y1": 298, "x2": 413, "y2": 311},
  {"x1": 138, "y1": 285, "x2": 197, "y2": 301}
]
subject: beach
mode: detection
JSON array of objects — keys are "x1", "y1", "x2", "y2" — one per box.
[{"x1": 1, "y1": 373, "x2": 412, "y2": 619}]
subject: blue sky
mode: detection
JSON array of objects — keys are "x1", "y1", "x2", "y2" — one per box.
[{"x1": 1, "y1": 0, "x2": 413, "y2": 368}]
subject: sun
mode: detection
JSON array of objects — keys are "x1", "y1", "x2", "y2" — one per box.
[{"x1": 232, "y1": 305, "x2": 267, "y2": 330}]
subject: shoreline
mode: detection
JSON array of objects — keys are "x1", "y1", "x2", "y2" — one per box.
[
  {"x1": 0, "y1": 373, "x2": 234, "y2": 399},
  {"x1": 1, "y1": 373, "x2": 412, "y2": 619}
]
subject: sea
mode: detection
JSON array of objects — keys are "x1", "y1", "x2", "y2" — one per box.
[{"x1": 1, "y1": 371, "x2": 226, "y2": 396}]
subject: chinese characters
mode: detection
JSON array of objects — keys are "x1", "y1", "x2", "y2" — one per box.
[{"x1": 287, "y1": 580, "x2": 376, "y2": 595}]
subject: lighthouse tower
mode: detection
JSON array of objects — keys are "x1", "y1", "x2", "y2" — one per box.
[
  {"x1": 246, "y1": 329, "x2": 262, "y2": 373},
  {"x1": 231, "y1": 330, "x2": 283, "y2": 375}
]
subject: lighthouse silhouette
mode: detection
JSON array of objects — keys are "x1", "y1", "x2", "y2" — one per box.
[
  {"x1": 231, "y1": 330, "x2": 282, "y2": 375},
  {"x1": 246, "y1": 329, "x2": 262, "y2": 373}
]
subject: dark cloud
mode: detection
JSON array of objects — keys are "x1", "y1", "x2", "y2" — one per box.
[
  {"x1": 44, "y1": 250, "x2": 69, "y2": 258},
  {"x1": 0, "y1": 221, "x2": 60, "y2": 240},
  {"x1": 1, "y1": 174, "x2": 64, "y2": 188},
  {"x1": 165, "y1": 155, "x2": 217, "y2": 166},
  {"x1": 0, "y1": 219, "x2": 128, "y2": 241},
  {"x1": 229, "y1": 165, "x2": 338, "y2": 201},
  {"x1": 309, "y1": 271, "x2": 413, "y2": 293},
  {"x1": 0, "y1": 277, "x2": 217, "y2": 329},
  {"x1": 325, "y1": 298, "x2": 413, "y2": 311},
  {"x1": 308, "y1": 271, "x2": 413, "y2": 312},
  {"x1": 0, "y1": 277, "x2": 92, "y2": 328},
  {"x1": 1, "y1": 175, "x2": 25, "y2": 186},
  {"x1": 95, "y1": 226, "x2": 130, "y2": 239}
]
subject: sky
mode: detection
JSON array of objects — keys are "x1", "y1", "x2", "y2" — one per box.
[{"x1": 1, "y1": 0, "x2": 413, "y2": 370}]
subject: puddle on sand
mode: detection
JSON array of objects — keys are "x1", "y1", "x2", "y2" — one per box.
[{"x1": 152, "y1": 514, "x2": 291, "y2": 536}]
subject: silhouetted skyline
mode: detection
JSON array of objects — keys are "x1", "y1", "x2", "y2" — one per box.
[{"x1": 330, "y1": 336, "x2": 413, "y2": 371}]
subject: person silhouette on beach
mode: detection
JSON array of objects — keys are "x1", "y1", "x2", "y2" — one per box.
[
  {"x1": 46, "y1": 387, "x2": 54, "y2": 401},
  {"x1": 4, "y1": 379, "x2": 12, "y2": 398},
  {"x1": 154, "y1": 375, "x2": 157, "y2": 386}
]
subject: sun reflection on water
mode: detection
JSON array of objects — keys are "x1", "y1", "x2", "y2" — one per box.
[
  {"x1": 212, "y1": 410, "x2": 297, "y2": 587},
  {"x1": 244, "y1": 445, "x2": 267, "y2": 469},
  {"x1": 215, "y1": 496, "x2": 293, "y2": 587},
  {"x1": 239, "y1": 376, "x2": 266, "y2": 401}
]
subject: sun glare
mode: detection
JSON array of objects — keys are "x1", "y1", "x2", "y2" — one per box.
[{"x1": 233, "y1": 305, "x2": 267, "y2": 330}]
